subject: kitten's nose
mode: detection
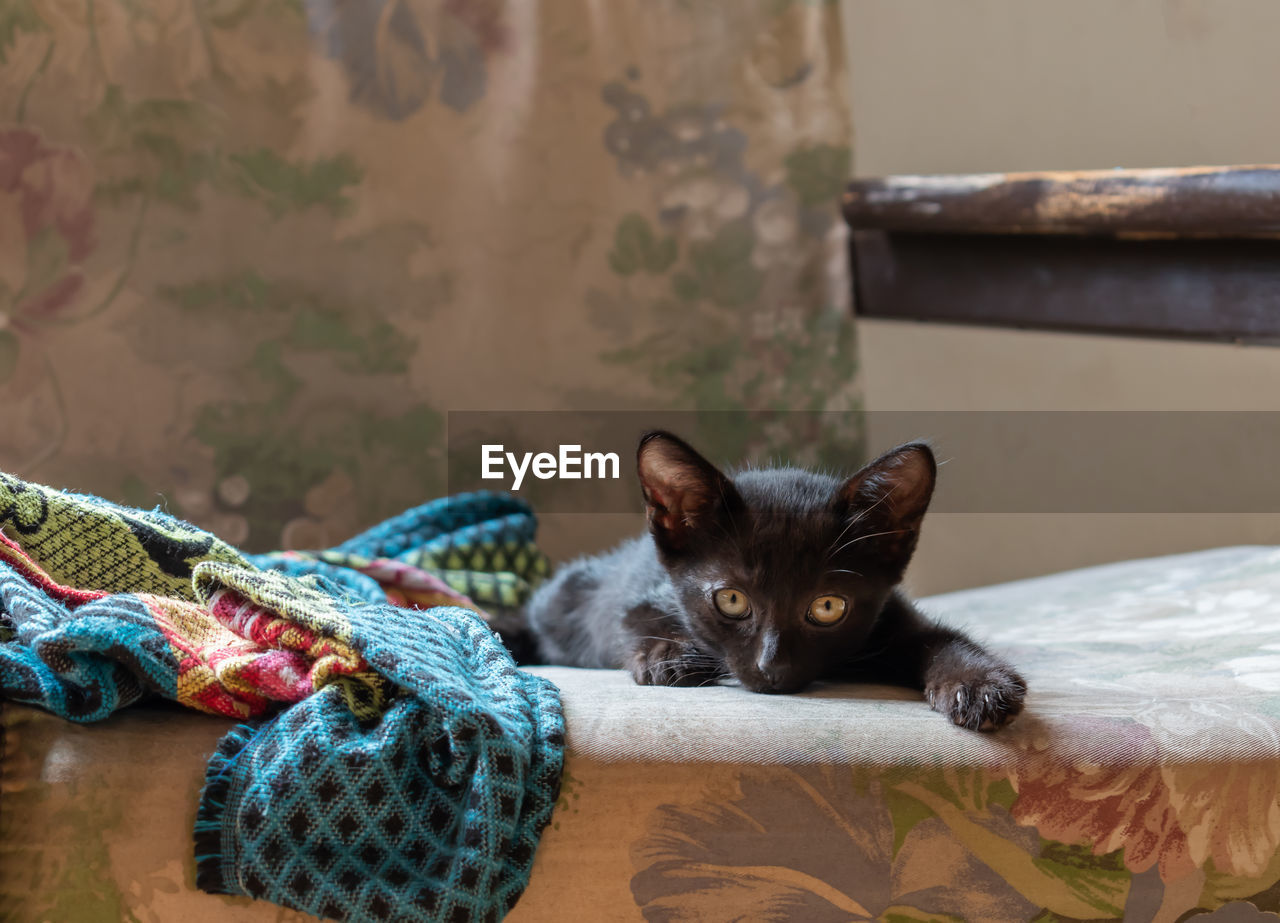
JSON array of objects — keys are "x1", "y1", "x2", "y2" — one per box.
[
  {"x1": 754, "y1": 660, "x2": 802, "y2": 694},
  {"x1": 753, "y1": 630, "x2": 805, "y2": 692},
  {"x1": 758, "y1": 668, "x2": 785, "y2": 693}
]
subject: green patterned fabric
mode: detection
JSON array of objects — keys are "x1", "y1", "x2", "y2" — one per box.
[
  {"x1": 0, "y1": 1, "x2": 862, "y2": 552},
  {"x1": 0, "y1": 470, "x2": 249, "y2": 600}
]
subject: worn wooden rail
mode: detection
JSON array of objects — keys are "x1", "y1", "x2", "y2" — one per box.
[{"x1": 843, "y1": 166, "x2": 1280, "y2": 342}]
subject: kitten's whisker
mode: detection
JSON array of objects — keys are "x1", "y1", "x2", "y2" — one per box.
[
  {"x1": 824, "y1": 568, "x2": 863, "y2": 579},
  {"x1": 826, "y1": 510, "x2": 864, "y2": 558},
  {"x1": 825, "y1": 487, "x2": 900, "y2": 561},
  {"x1": 828, "y1": 528, "x2": 909, "y2": 559},
  {"x1": 647, "y1": 657, "x2": 722, "y2": 677}
]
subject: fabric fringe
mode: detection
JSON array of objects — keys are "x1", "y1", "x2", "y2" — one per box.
[{"x1": 193, "y1": 722, "x2": 260, "y2": 894}]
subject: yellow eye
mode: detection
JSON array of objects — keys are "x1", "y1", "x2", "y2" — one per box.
[
  {"x1": 808, "y1": 595, "x2": 847, "y2": 626},
  {"x1": 713, "y1": 588, "x2": 751, "y2": 618}
]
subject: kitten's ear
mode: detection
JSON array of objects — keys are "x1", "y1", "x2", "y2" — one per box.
[
  {"x1": 637, "y1": 431, "x2": 740, "y2": 555},
  {"x1": 837, "y1": 443, "x2": 936, "y2": 577}
]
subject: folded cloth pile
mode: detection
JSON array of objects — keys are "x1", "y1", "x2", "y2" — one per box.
[
  {"x1": 251, "y1": 491, "x2": 550, "y2": 612},
  {"x1": 0, "y1": 472, "x2": 564, "y2": 923}
]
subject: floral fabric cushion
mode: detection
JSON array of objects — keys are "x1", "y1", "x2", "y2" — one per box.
[{"x1": 6, "y1": 546, "x2": 1280, "y2": 921}]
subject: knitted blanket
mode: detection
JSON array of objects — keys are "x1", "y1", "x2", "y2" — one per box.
[
  {"x1": 252, "y1": 491, "x2": 549, "y2": 611},
  {"x1": 0, "y1": 472, "x2": 564, "y2": 923}
]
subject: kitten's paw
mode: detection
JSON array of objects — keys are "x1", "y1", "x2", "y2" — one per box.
[
  {"x1": 629, "y1": 637, "x2": 720, "y2": 687},
  {"x1": 926, "y1": 666, "x2": 1026, "y2": 732}
]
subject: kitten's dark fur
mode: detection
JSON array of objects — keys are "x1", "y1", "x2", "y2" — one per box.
[{"x1": 524, "y1": 431, "x2": 1026, "y2": 731}]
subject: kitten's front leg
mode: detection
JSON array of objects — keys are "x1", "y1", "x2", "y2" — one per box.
[
  {"x1": 921, "y1": 638, "x2": 1026, "y2": 731},
  {"x1": 629, "y1": 636, "x2": 716, "y2": 686},
  {"x1": 624, "y1": 606, "x2": 722, "y2": 687},
  {"x1": 866, "y1": 591, "x2": 1027, "y2": 731}
]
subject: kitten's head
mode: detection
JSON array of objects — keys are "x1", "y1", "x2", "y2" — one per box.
[{"x1": 637, "y1": 431, "x2": 935, "y2": 694}]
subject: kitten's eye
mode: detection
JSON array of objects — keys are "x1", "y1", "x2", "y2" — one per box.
[
  {"x1": 713, "y1": 587, "x2": 751, "y2": 618},
  {"x1": 807, "y1": 595, "x2": 847, "y2": 626}
]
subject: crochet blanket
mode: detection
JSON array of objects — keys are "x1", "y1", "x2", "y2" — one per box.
[{"x1": 0, "y1": 472, "x2": 564, "y2": 923}]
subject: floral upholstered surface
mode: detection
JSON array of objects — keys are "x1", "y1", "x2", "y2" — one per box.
[
  {"x1": 0, "y1": 0, "x2": 860, "y2": 552},
  {"x1": 6, "y1": 546, "x2": 1280, "y2": 921}
]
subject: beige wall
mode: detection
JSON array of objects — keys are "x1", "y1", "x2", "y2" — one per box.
[
  {"x1": 843, "y1": 0, "x2": 1280, "y2": 594},
  {"x1": 845, "y1": 0, "x2": 1280, "y2": 175}
]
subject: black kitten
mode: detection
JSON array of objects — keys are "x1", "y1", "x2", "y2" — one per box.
[{"x1": 524, "y1": 431, "x2": 1026, "y2": 731}]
